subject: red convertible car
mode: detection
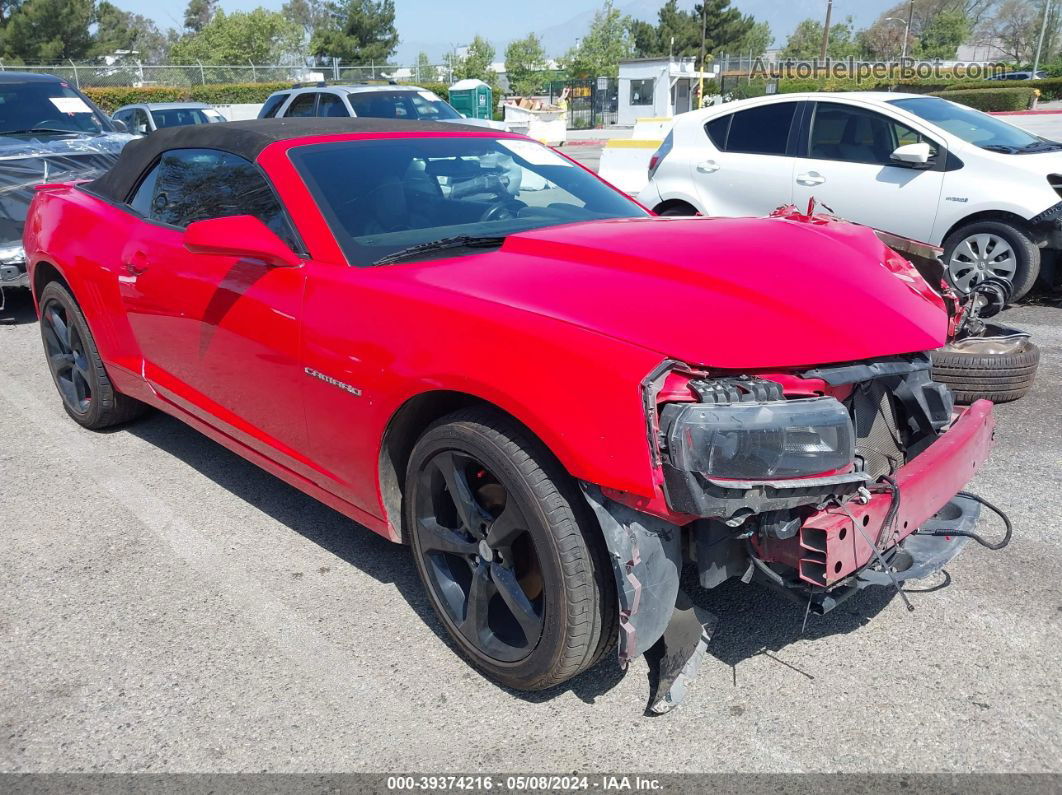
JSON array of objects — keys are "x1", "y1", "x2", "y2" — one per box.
[{"x1": 23, "y1": 119, "x2": 1001, "y2": 711}]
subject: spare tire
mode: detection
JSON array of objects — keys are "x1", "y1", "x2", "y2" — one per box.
[{"x1": 931, "y1": 332, "x2": 1039, "y2": 404}]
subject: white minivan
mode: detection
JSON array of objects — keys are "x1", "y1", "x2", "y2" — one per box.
[{"x1": 639, "y1": 92, "x2": 1062, "y2": 299}]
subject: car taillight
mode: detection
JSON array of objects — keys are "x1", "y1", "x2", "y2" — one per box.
[{"x1": 648, "y1": 131, "x2": 673, "y2": 180}]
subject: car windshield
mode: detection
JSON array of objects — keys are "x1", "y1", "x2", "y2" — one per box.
[
  {"x1": 347, "y1": 90, "x2": 463, "y2": 121},
  {"x1": 151, "y1": 107, "x2": 224, "y2": 128},
  {"x1": 0, "y1": 80, "x2": 111, "y2": 135},
  {"x1": 889, "y1": 96, "x2": 1047, "y2": 152},
  {"x1": 290, "y1": 136, "x2": 647, "y2": 266}
]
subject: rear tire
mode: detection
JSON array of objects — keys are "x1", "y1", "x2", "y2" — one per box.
[
  {"x1": 38, "y1": 281, "x2": 148, "y2": 429},
  {"x1": 931, "y1": 342, "x2": 1040, "y2": 404},
  {"x1": 942, "y1": 221, "x2": 1040, "y2": 301},
  {"x1": 655, "y1": 201, "x2": 698, "y2": 217},
  {"x1": 404, "y1": 408, "x2": 616, "y2": 691}
]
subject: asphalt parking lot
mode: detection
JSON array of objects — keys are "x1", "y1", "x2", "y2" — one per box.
[{"x1": 2, "y1": 278, "x2": 1061, "y2": 774}]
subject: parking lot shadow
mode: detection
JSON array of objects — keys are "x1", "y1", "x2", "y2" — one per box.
[
  {"x1": 1, "y1": 286, "x2": 37, "y2": 325},
  {"x1": 123, "y1": 411, "x2": 628, "y2": 705}
]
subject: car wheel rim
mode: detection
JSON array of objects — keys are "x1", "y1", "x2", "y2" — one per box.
[
  {"x1": 948, "y1": 233, "x2": 1017, "y2": 292},
  {"x1": 42, "y1": 301, "x2": 92, "y2": 414},
  {"x1": 414, "y1": 450, "x2": 545, "y2": 663}
]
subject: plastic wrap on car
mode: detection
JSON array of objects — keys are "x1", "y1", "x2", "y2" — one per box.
[{"x1": 0, "y1": 133, "x2": 131, "y2": 250}]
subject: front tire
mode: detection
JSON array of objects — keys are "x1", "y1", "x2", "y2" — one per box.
[
  {"x1": 404, "y1": 408, "x2": 616, "y2": 691},
  {"x1": 38, "y1": 281, "x2": 147, "y2": 429},
  {"x1": 943, "y1": 221, "x2": 1040, "y2": 301}
]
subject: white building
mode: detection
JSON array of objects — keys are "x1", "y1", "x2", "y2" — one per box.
[{"x1": 617, "y1": 57, "x2": 717, "y2": 126}]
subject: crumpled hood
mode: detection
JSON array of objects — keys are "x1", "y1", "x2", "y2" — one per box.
[{"x1": 414, "y1": 216, "x2": 948, "y2": 369}]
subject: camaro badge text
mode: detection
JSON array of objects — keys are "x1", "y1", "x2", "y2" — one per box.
[{"x1": 304, "y1": 367, "x2": 362, "y2": 396}]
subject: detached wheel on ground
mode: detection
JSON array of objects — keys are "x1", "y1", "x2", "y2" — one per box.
[
  {"x1": 931, "y1": 336, "x2": 1040, "y2": 404},
  {"x1": 942, "y1": 220, "x2": 1040, "y2": 302},
  {"x1": 38, "y1": 281, "x2": 148, "y2": 429},
  {"x1": 404, "y1": 408, "x2": 616, "y2": 691}
]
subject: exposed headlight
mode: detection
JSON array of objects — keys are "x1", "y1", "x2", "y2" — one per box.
[{"x1": 661, "y1": 396, "x2": 854, "y2": 480}]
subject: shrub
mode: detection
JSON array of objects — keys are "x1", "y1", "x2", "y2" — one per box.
[
  {"x1": 930, "y1": 87, "x2": 1037, "y2": 112},
  {"x1": 85, "y1": 82, "x2": 292, "y2": 112}
]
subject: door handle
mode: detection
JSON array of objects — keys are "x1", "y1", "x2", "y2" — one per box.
[
  {"x1": 796, "y1": 171, "x2": 826, "y2": 186},
  {"x1": 696, "y1": 160, "x2": 720, "y2": 173}
]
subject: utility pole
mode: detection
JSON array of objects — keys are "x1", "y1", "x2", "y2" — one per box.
[
  {"x1": 698, "y1": 0, "x2": 708, "y2": 108},
  {"x1": 1034, "y1": 0, "x2": 1053, "y2": 75},
  {"x1": 819, "y1": 0, "x2": 833, "y2": 60}
]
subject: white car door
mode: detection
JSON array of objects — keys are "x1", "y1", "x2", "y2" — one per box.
[
  {"x1": 791, "y1": 101, "x2": 945, "y2": 243},
  {"x1": 691, "y1": 101, "x2": 799, "y2": 217}
]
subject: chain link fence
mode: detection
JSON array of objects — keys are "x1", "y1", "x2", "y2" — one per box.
[{"x1": 0, "y1": 60, "x2": 451, "y2": 88}]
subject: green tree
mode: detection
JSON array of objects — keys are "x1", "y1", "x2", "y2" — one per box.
[
  {"x1": 699, "y1": 0, "x2": 756, "y2": 55},
  {"x1": 92, "y1": 1, "x2": 168, "y2": 61},
  {"x1": 782, "y1": 16, "x2": 859, "y2": 59},
  {"x1": 415, "y1": 50, "x2": 434, "y2": 82},
  {"x1": 183, "y1": 0, "x2": 216, "y2": 34},
  {"x1": 281, "y1": 0, "x2": 326, "y2": 42},
  {"x1": 310, "y1": 0, "x2": 398, "y2": 64},
  {"x1": 628, "y1": 0, "x2": 757, "y2": 63},
  {"x1": 0, "y1": 0, "x2": 25, "y2": 27},
  {"x1": 733, "y1": 19, "x2": 772, "y2": 57},
  {"x1": 915, "y1": 8, "x2": 970, "y2": 59},
  {"x1": 454, "y1": 35, "x2": 498, "y2": 92},
  {"x1": 504, "y1": 33, "x2": 547, "y2": 96},
  {"x1": 563, "y1": 0, "x2": 634, "y2": 78},
  {"x1": 170, "y1": 8, "x2": 303, "y2": 64},
  {"x1": 2, "y1": 0, "x2": 94, "y2": 60}
]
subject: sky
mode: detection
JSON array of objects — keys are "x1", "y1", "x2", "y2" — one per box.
[{"x1": 111, "y1": 0, "x2": 895, "y2": 62}]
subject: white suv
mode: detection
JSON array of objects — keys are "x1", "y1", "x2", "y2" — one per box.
[
  {"x1": 258, "y1": 84, "x2": 507, "y2": 131},
  {"x1": 639, "y1": 92, "x2": 1062, "y2": 299}
]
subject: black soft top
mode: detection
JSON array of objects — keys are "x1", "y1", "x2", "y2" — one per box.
[{"x1": 83, "y1": 117, "x2": 491, "y2": 203}]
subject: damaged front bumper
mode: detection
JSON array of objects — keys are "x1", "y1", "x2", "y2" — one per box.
[{"x1": 581, "y1": 399, "x2": 997, "y2": 713}]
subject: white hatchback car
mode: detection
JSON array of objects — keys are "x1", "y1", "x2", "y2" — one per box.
[{"x1": 638, "y1": 92, "x2": 1062, "y2": 299}]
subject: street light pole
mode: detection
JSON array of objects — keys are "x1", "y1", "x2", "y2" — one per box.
[
  {"x1": 819, "y1": 0, "x2": 833, "y2": 61},
  {"x1": 1033, "y1": 0, "x2": 1053, "y2": 76},
  {"x1": 885, "y1": 17, "x2": 911, "y2": 61}
]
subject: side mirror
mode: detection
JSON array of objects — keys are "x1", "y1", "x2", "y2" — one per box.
[
  {"x1": 183, "y1": 215, "x2": 301, "y2": 268},
  {"x1": 111, "y1": 118, "x2": 128, "y2": 133},
  {"x1": 891, "y1": 141, "x2": 932, "y2": 166}
]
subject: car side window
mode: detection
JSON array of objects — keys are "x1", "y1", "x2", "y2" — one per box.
[
  {"x1": 704, "y1": 114, "x2": 730, "y2": 149},
  {"x1": 260, "y1": 93, "x2": 288, "y2": 118},
  {"x1": 285, "y1": 92, "x2": 316, "y2": 117},
  {"x1": 809, "y1": 102, "x2": 938, "y2": 166},
  {"x1": 126, "y1": 148, "x2": 299, "y2": 249},
  {"x1": 725, "y1": 103, "x2": 797, "y2": 156},
  {"x1": 317, "y1": 93, "x2": 349, "y2": 117},
  {"x1": 131, "y1": 108, "x2": 150, "y2": 135}
]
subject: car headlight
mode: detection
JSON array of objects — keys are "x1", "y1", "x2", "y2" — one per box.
[
  {"x1": 660, "y1": 396, "x2": 854, "y2": 480},
  {"x1": 0, "y1": 243, "x2": 25, "y2": 265}
]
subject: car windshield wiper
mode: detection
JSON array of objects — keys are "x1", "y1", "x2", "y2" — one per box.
[
  {"x1": 1020, "y1": 139, "x2": 1062, "y2": 152},
  {"x1": 372, "y1": 235, "x2": 506, "y2": 266},
  {"x1": 979, "y1": 143, "x2": 1020, "y2": 153}
]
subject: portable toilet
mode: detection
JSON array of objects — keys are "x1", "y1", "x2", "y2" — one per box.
[{"x1": 448, "y1": 78, "x2": 493, "y2": 120}]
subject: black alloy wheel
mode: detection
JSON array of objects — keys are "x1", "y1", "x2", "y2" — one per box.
[
  {"x1": 414, "y1": 449, "x2": 545, "y2": 662},
  {"x1": 405, "y1": 408, "x2": 616, "y2": 691},
  {"x1": 37, "y1": 281, "x2": 147, "y2": 429},
  {"x1": 41, "y1": 298, "x2": 93, "y2": 416}
]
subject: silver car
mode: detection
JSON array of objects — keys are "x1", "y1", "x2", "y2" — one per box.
[
  {"x1": 258, "y1": 84, "x2": 507, "y2": 130},
  {"x1": 111, "y1": 102, "x2": 226, "y2": 136}
]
